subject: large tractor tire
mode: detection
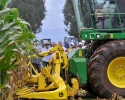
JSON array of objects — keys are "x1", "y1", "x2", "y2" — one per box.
[{"x1": 89, "y1": 40, "x2": 125, "y2": 99}]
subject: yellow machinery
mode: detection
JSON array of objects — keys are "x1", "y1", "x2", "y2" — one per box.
[{"x1": 16, "y1": 45, "x2": 79, "y2": 99}]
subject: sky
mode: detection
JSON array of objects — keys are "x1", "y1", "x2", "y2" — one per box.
[{"x1": 36, "y1": 0, "x2": 69, "y2": 43}]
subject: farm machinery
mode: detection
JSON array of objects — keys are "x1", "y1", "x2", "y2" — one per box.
[
  {"x1": 40, "y1": 39, "x2": 52, "y2": 47},
  {"x1": 71, "y1": 0, "x2": 125, "y2": 98},
  {"x1": 64, "y1": 36, "x2": 78, "y2": 48},
  {"x1": 16, "y1": 0, "x2": 125, "y2": 99},
  {"x1": 16, "y1": 45, "x2": 80, "y2": 99}
]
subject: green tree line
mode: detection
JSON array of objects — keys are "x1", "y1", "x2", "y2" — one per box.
[
  {"x1": 8, "y1": 0, "x2": 46, "y2": 34},
  {"x1": 62, "y1": 0, "x2": 79, "y2": 38}
]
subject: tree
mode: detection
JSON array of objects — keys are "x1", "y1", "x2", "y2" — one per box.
[
  {"x1": 9, "y1": 0, "x2": 46, "y2": 34},
  {"x1": 62, "y1": 0, "x2": 79, "y2": 38}
]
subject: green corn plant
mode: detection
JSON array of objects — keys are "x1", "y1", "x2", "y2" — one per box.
[{"x1": 0, "y1": 0, "x2": 36, "y2": 99}]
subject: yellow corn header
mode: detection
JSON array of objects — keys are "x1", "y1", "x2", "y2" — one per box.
[{"x1": 15, "y1": 45, "x2": 79, "y2": 99}]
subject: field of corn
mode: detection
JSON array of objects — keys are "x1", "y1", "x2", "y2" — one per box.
[{"x1": 0, "y1": 0, "x2": 35, "y2": 99}]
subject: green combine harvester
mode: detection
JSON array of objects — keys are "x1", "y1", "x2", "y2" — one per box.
[{"x1": 70, "y1": 0, "x2": 125, "y2": 99}]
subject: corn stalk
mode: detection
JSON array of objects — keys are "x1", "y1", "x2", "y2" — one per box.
[{"x1": 0, "y1": 1, "x2": 35, "y2": 99}]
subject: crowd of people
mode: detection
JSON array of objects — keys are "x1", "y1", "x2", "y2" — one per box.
[{"x1": 31, "y1": 41, "x2": 85, "y2": 74}]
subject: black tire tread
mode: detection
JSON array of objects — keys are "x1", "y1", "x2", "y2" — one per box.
[{"x1": 88, "y1": 40, "x2": 125, "y2": 98}]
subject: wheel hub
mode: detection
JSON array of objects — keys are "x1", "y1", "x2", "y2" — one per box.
[
  {"x1": 113, "y1": 65, "x2": 125, "y2": 81},
  {"x1": 107, "y1": 57, "x2": 125, "y2": 88}
]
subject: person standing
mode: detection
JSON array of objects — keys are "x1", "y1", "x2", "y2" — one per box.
[
  {"x1": 58, "y1": 41, "x2": 67, "y2": 51},
  {"x1": 68, "y1": 42, "x2": 75, "y2": 53},
  {"x1": 32, "y1": 42, "x2": 42, "y2": 74},
  {"x1": 42, "y1": 41, "x2": 52, "y2": 66},
  {"x1": 51, "y1": 42, "x2": 57, "y2": 48},
  {"x1": 78, "y1": 42, "x2": 83, "y2": 49}
]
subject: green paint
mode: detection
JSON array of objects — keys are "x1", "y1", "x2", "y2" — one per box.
[
  {"x1": 68, "y1": 49, "x2": 86, "y2": 59},
  {"x1": 80, "y1": 29, "x2": 125, "y2": 40},
  {"x1": 70, "y1": 58, "x2": 88, "y2": 84}
]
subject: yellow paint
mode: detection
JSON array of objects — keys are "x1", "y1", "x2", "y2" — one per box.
[
  {"x1": 107, "y1": 57, "x2": 125, "y2": 88},
  {"x1": 110, "y1": 34, "x2": 113, "y2": 38},
  {"x1": 18, "y1": 73, "x2": 67, "y2": 99},
  {"x1": 68, "y1": 78, "x2": 79, "y2": 97},
  {"x1": 79, "y1": 51, "x2": 82, "y2": 57},
  {"x1": 29, "y1": 62, "x2": 39, "y2": 75},
  {"x1": 38, "y1": 75, "x2": 46, "y2": 90},
  {"x1": 17, "y1": 45, "x2": 68, "y2": 99}
]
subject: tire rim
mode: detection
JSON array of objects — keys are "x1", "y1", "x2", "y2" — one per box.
[{"x1": 107, "y1": 57, "x2": 125, "y2": 88}]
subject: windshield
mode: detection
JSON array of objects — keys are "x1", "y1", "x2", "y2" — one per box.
[
  {"x1": 72, "y1": 0, "x2": 125, "y2": 31},
  {"x1": 72, "y1": 0, "x2": 84, "y2": 30},
  {"x1": 91, "y1": 0, "x2": 116, "y2": 29},
  {"x1": 81, "y1": 0, "x2": 116, "y2": 29},
  {"x1": 81, "y1": 0, "x2": 91, "y2": 28}
]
